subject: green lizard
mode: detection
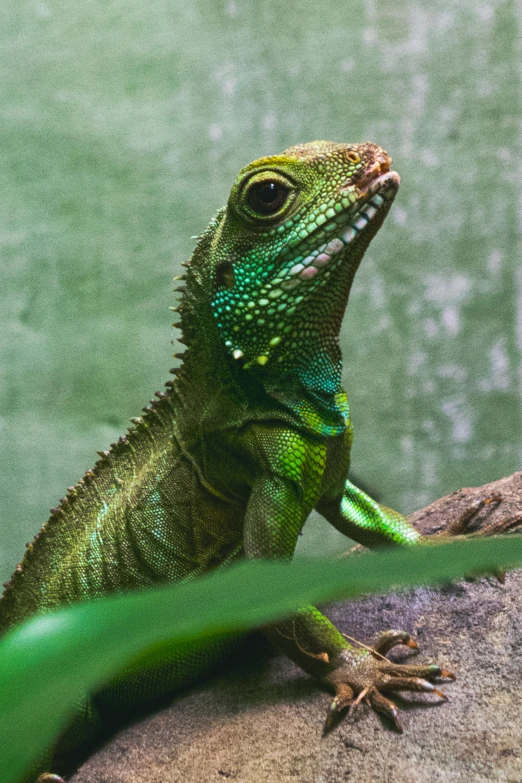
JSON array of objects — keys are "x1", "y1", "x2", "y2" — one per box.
[{"x1": 0, "y1": 140, "x2": 510, "y2": 783}]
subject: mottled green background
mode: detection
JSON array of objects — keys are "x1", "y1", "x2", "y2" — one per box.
[{"x1": 1, "y1": 0, "x2": 521, "y2": 581}]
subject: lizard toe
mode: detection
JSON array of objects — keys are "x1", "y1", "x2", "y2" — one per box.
[
  {"x1": 373, "y1": 629, "x2": 418, "y2": 655},
  {"x1": 367, "y1": 688, "x2": 403, "y2": 733}
]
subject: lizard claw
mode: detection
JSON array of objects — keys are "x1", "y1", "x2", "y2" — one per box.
[
  {"x1": 367, "y1": 687, "x2": 403, "y2": 732},
  {"x1": 323, "y1": 630, "x2": 454, "y2": 733},
  {"x1": 324, "y1": 683, "x2": 355, "y2": 733}
]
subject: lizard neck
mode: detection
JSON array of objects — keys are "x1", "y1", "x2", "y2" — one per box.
[
  {"x1": 172, "y1": 283, "x2": 350, "y2": 439},
  {"x1": 169, "y1": 219, "x2": 356, "y2": 440},
  {"x1": 255, "y1": 325, "x2": 350, "y2": 436}
]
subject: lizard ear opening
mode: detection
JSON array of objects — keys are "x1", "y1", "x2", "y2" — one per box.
[{"x1": 216, "y1": 262, "x2": 236, "y2": 289}]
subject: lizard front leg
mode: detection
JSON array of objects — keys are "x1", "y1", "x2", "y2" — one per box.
[
  {"x1": 317, "y1": 476, "x2": 422, "y2": 549},
  {"x1": 311, "y1": 478, "x2": 461, "y2": 729},
  {"x1": 243, "y1": 475, "x2": 451, "y2": 732},
  {"x1": 320, "y1": 479, "x2": 522, "y2": 545},
  {"x1": 243, "y1": 474, "x2": 354, "y2": 676}
]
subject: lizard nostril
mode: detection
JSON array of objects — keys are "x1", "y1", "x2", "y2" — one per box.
[
  {"x1": 377, "y1": 152, "x2": 392, "y2": 174},
  {"x1": 340, "y1": 146, "x2": 393, "y2": 193}
]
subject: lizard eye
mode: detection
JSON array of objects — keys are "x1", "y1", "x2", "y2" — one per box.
[
  {"x1": 246, "y1": 180, "x2": 291, "y2": 216},
  {"x1": 237, "y1": 171, "x2": 296, "y2": 223}
]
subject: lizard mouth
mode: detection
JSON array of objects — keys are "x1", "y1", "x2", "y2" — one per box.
[{"x1": 279, "y1": 171, "x2": 400, "y2": 289}]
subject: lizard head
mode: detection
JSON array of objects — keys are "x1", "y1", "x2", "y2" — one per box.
[
  {"x1": 206, "y1": 140, "x2": 399, "y2": 374},
  {"x1": 179, "y1": 140, "x2": 399, "y2": 427}
]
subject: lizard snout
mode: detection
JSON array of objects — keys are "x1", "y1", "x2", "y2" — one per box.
[{"x1": 343, "y1": 145, "x2": 392, "y2": 193}]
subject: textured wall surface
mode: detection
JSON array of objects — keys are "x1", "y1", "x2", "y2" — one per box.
[{"x1": 1, "y1": 0, "x2": 521, "y2": 581}]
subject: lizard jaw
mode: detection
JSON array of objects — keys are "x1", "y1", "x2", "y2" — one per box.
[{"x1": 279, "y1": 171, "x2": 400, "y2": 287}]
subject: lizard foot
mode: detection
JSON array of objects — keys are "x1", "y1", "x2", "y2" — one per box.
[
  {"x1": 445, "y1": 494, "x2": 522, "y2": 538},
  {"x1": 440, "y1": 493, "x2": 522, "y2": 581},
  {"x1": 323, "y1": 630, "x2": 454, "y2": 734}
]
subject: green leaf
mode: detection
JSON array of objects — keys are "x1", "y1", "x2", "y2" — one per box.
[{"x1": 1, "y1": 536, "x2": 522, "y2": 783}]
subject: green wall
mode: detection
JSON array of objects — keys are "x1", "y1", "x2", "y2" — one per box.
[{"x1": 1, "y1": 0, "x2": 521, "y2": 580}]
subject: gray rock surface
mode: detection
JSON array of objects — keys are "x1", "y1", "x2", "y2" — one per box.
[{"x1": 72, "y1": 473, "x2": 522, "y2": 783}]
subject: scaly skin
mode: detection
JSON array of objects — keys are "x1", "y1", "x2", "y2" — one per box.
[{"x1": 2, "y1": 141, "x2": 459, "y2": 781}]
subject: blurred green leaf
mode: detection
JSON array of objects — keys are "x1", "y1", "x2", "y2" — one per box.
[{"x1": 1, "y1": 536, "x2": 522, "y2": 783}]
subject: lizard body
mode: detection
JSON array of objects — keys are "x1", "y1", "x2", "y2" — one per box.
[{"x1": 1, "y1": 141, "x2": 456, "y2": 781}]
